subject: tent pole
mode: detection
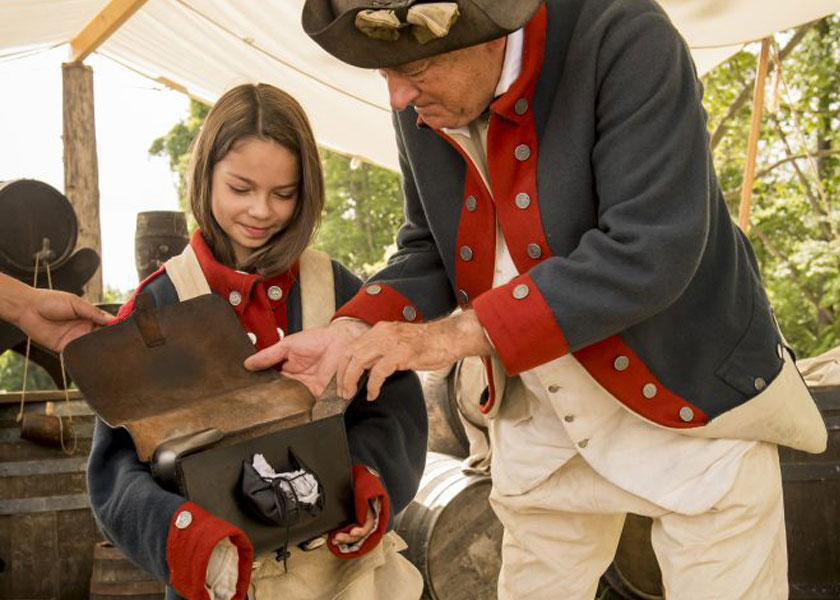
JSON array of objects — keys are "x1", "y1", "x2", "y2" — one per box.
[{"x1": 737, "y1": 38, "x2": 772, "y2": 233}]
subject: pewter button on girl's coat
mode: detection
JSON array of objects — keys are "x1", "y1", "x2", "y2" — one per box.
[
  {"x1": 267, "y1": 285, "x2": 283, "y2": 301},
  {"x1": 465, "y1": 195, "x2": 477, "y2": 211},
  {"x1": 514, "y1": 98, "x2": 529, "y2": 115},
  {"x1": 679, "y1": 407, "x2": 694, "y2": 422},
  {"x1": 527, "y1": 243, "x2": 542, "y2": 259},
  {"x1": 457, "y1": 289, "x2": 469, "y2": 304},
  {"x1": 515, "y1": 192, "x2": 531, "y2": 209},
  {"x1": 403, "y1": 306, "x2": 417, "y2": 321},
  {"x1": 247, "y1": 332, "x2": 257, "y2": 345},
  {"x1": 459, "y1": 246, "x2": 473, "y2": 261},
  {"x1": 754, "y1": 377, "x2": 767, "y2": 391},
  {"x1": 366, "y1": 284, "x2": 382, "y2": 295},
  {"x1": 614, "y1": 356, "x2": 630, "y2": 371},
  {"x1": 228, "y1": 291, "x2": 242, "y2": 306},
  {"x1": 175, "y1": 510, "x2": 193, "y2": 529},
  {"x1": 514, "y1": 144, "x2": 531, "y2": 161},
  {"x1": 512, "y1": 284, "x2": 529, "y2": 299},
  {"x1": 642, "y1": 383, "x2": 657, "y2": 399}
]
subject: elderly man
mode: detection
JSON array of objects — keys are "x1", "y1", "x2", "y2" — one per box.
[{"x1": 248, "y1": 1, "x2": 827, "y2": 598}]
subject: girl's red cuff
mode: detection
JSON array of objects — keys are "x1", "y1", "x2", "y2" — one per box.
[{"x1": 327, "y1": 464, "x2": 389, "y2": 560}]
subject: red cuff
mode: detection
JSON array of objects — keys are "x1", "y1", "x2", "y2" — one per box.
[
  {"x1": 327, "y1": 464, "x2": 389, "y2": 560},
  {"x1": 333, "y1": 283, "x2": 423, "y2": 325},
  {"x1": 472, "y1": 273, "x2": 568, "y2": 375},
  {"x1": 166, "y1": 501, "x2": 254, "y2": 600}
]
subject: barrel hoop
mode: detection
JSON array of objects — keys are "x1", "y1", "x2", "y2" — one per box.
[
  {"x1": 781, "y1": 462, "x2": 840, "y2": 481},
  {"x1": 89, "y1": 580, "x2": 166, "y2": 595},
  {"x1": 789, "y1": 582, "x2": 840, "y2": 599},
  {"x1": 0, "y1": 456, "x2": 87, "y2": 477},
  {"x1": 811, "y1": 386, "x2": 840, "y2": 409},
  {"x1": 0, "y1": 493, "x2": 89, "y2": 514}
]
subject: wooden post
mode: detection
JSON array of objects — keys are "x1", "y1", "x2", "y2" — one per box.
[
  {"x1": 737, "y1": 38, "x2": 772, "y2": 233},
  {"x1": 62, "y1": 62, "x2": 102, "y2": 302}
]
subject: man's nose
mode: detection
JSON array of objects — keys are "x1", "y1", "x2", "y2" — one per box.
[{"x1": 382, "y1": 71, "x2": 420, "y2": 111}]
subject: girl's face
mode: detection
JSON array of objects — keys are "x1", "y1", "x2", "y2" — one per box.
[{"x1": 210, "y1": 136, "x2": 299, "y2": 264}]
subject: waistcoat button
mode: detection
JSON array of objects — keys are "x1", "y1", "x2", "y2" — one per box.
[{"x1": 754, "y1": 377, "x2": 767, "y2": 391}]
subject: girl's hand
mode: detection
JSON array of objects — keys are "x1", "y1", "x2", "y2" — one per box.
[{"x1": 332, "y1": 499, "x2": 379, "y2": 546}]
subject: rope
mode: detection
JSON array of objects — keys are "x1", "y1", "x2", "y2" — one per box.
[{"x1": 15, "y1": 244, "x2": 78, "y2": 455}]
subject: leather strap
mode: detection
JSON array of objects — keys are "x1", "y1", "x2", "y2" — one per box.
[{"x1": 164, "y1": 245, "x2": 336, "y2": 331}]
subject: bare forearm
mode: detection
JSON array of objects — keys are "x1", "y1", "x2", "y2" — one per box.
[{"x1": 0, "y1": 273, "x2": 32, "y2": 325}]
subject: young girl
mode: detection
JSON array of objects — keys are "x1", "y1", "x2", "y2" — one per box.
[{"x1": 87, "y1": 83, "x2": 427, "y2": 600}]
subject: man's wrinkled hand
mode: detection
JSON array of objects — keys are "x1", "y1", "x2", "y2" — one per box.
[{"x1": 243, "y1": 320, "x2": 370, "y2": 397}]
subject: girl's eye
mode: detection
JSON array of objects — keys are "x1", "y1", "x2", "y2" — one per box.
[
  {"x1": 228, "y1": 185, "x2": 250, "y2": 194},
  {"x1": 274, "y1": 190, "x2": 297, "y2": 199}
]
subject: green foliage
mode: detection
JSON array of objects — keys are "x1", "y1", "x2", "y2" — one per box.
[
  {"x1": 0, "y1": 351, "x2": 57, "y2": 392},
  {"x1": 702, "y1": 16, "x2": 840, "y2": 358},
  {"x1": 313, "y1": 150, "x2": 403, "y2": 277}
]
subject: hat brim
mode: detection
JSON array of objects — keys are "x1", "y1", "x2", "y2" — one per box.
[{"x1": 302, "y1": 0, "x2": 541, "y2": 68}]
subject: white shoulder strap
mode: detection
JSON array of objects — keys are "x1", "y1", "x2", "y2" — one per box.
[
  {"x1": 163, "y1": 244, "x2": 211, "y2": 301},
  {"x1": 299, "y1": 248, "x2": 335, "y2": 330},
  {"x1": 164, "y1": 244, "x2": 336, "y2": 330}
]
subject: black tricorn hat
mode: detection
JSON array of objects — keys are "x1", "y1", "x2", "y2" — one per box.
[{"x1": 302, "y1": 0, "x2": 541, "y2": 68}]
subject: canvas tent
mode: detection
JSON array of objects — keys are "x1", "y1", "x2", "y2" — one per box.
[{"x1": 2, "y1": 0, "x2": 840, "y2": 171}]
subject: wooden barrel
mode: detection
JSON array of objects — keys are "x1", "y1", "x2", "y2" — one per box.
[
  {"x1": 134, "y1": 211, "x2": 189, "y2": 281},
  {"x1": 0, "y1": 392, "x2": 98, "y2": 599},
  {"x1": 89, "y1": 542, "x2": 165, "y2": 599},
  {"x1": 603, "y1": 384, "x2": 840, "y2": 600},
  {"x1": 422, "y1": 357, "x2": 489, "y2": 458},
  {"x1": 394, "y1": 452, "x2": 503, "y2": 600},
  {"x1": 0, "y1": 180, "x2": 78, "y2": 275},
  {"x1": 778, "y1": 384, "x2": 840, "y2": 599}
]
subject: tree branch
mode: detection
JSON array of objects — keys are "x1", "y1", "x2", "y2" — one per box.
[
  {"x1": 755, "y1": 149, "x2": 840, "y2": 179},
  {"x1": 709, "y1": 25, "x2": 812, "y2": 151}
]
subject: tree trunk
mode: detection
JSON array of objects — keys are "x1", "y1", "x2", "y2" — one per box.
[{"x1": 62, "y1": 62, "x2": 102, "y2": 302}]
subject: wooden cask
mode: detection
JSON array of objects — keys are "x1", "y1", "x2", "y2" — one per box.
[
  {"x1": 89, "y1": 542, "x2": 165, "y2": 600},
  {"x1": 394, "y1": 452, "x2": 503, "y2": 600},
  {"x1": 134, "y1": 211, "x2": 189, "y2": 281},
  {"x1": 0, "y1": 394, "x2": 97, "y2": 599}
]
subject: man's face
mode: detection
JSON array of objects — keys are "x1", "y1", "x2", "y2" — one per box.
[{"x1": 378, "y1": 37, "x2": 506, "y2": 130}]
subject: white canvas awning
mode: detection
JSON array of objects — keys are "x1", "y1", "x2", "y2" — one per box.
[{"x1": 2, "y1": 0, "x2": 839, "y2": 170}]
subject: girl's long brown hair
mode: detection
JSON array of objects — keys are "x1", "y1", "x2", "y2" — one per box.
[{"x1": 187, "y1": 83, "x2": 324, "y2": 275}]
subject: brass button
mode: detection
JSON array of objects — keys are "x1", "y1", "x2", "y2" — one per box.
[
  {"x1": 548, "y1": 384, "x2": 560, "y2": 393},
  {"x1": 515, "y1": 192, "x2": 531, "y2": 209},
  {"x1": 228, "y1": 291, "x2": 242, "y2": 307},
  {"x1": 465, "y1": 195, "x2": 477, "y2": 212},
  {"x1": 457, "y1": 289, "x2": 470, "y2": 304},
  {"x1": 267, "y1": 285, "x2": 283, "y2": 301},
  {"x1": 578, "y1": 439, "x2": 589, "y2": 449},
  {"x1": 366, "y1": 284, "x2": 382, "y2": 295},
  {"x1": 564, "y1": 415, "x2": 575, "y2": 423},
  {"x1": 175, "y1": 510, "x2": 193, "y2": 529},
  {"x1": 247, "y1": 332, "x2": 257, "y2": 345},
  {"x1": 514, "y1": 144, "x2": 531, "y2": 161},
  {"x1": 512, "y1": 284, "x2": 529, "y2": 299},
  {"x1": 754, "y1": 377, "x2": 767, "y2": 391},
  {"x1": 527, "y1": 243, "x2": 542, "y2": 259},
  {"x1": 514, "y1": 98, "x2": 529, "y2": 115},
  {"x1": 613, "y1": 356, "x2": 630, "y2": 371},
  {"x1": 679, "y1": 407, "x2": 694, "y2": 422},
  {"x1": 403, "y1": 306, "x2": 417, "y2": 321},
  {"x1": 459, "y1": 245, "x2": 474, "y2": 261},
  {"x1": 642, "y1": 383, "x2": 657, "y2": 399}
]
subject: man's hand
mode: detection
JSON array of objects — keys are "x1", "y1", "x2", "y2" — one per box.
[
  {"x1": 2, "y1": 275, "x2": 113, "y2": 352},
  {"x1": 337, "y1": 309, "x2": 492, "y2": 401},
  {"x1": 243, "y1": 319, "x2": 371, "y2": 396}
]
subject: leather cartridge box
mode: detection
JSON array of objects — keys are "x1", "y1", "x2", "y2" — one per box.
[{"x1": 64, "y1": 293, "x2": 354, "y2": 555}]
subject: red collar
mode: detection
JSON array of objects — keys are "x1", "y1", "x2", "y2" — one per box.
[
  {"x1": 188, "y1": 229, "x2": 298, "y2": 314},
  {"x1": 416, "y1": 5, "x2": 547, "y2": 129}
]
